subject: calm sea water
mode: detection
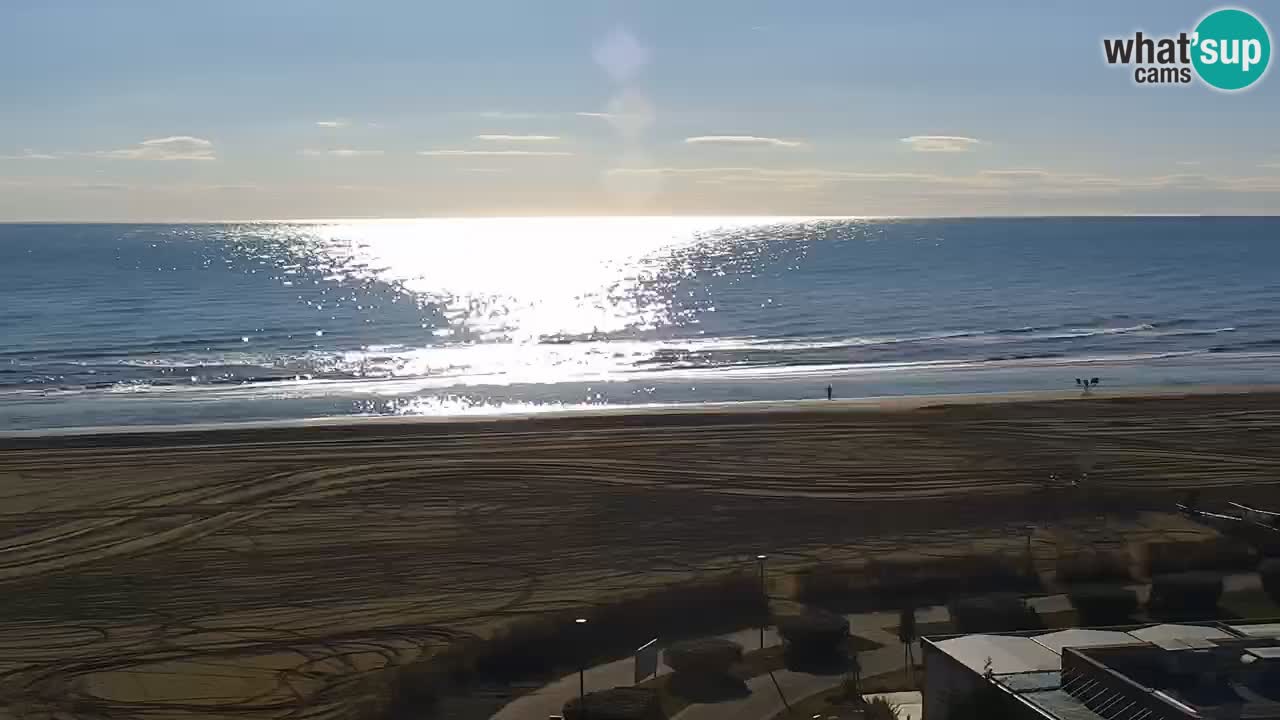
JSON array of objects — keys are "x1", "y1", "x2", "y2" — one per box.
[{"x1": 3, "y1": 217, "x2": 1278, "y2": 431}]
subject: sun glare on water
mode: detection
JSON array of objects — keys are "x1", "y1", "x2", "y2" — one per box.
[{"x1": 299, "y1": 216, "x2": 783, "y2": 343}]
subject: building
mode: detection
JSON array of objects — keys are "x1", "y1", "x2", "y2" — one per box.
[{"x1": 923, "y1": 621, "x2": 1280, "y2": 719}]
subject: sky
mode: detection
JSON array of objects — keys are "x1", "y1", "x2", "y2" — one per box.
[{"x1": 1, "y1": 0, "x2": 1277, "y2": 221}]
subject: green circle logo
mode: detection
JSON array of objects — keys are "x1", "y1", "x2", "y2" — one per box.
[{"x1": 1192, "y1": 8, "x2": 1271, "y2": 90}]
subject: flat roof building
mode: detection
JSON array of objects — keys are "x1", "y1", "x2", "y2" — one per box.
[{"x1": 923, "y1": 621, "x2": 1280, "y2": 719}]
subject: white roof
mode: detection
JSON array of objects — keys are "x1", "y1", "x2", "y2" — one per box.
[
  {"x1": 935, "y1": 634, "x2": 1061, "y2": 675},
  {"x1": 1228, "y1": 622, "x2": 1280, "y2": 638},
  {"x1": 1129, "y1": 624, "x2": 1232, "y2": 650},
  {"x1": 1033, "y1": 628, "x2": 1145, "y2": 655}
]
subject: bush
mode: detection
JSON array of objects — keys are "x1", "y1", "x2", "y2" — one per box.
[
  {"x1": 776, "y1": 609, "x2": 850, "y2": 659},
  {"x1": 795, "y1": 565, "x2": 860, "y2": 610},
  {"x1": 1145, "y1": 537, "x2": 1255, "y2": 575},
  {"x1": 865, "y1": 695, "x2": 901, "y2": 720},
  {"x1": 384, "y1": 641, "x2": 482, "y2": 719},
  {"x1": 662, "y1": 638, "x2": 742, "y2": 678},
  {"x1": 1066, "y1": 584, "x2": 1139, "y2": 626},
  {"x1": 949, "y1": 594, "x2": 1043, "y2": 633},
  {"x1": 1147, "y1": 572, "x2": 1223, "y2": 617},
  {"x1": 1056, "y1": 549, "x2": 1131, "y2": 584},
  {"x1": 563, "y1": 688, "x2": 666, "y2": 720},
  {"x1": 795, "y1": 553, "x2": 1038, "y2": 613},
  {"x1": 1259, "y1": 558, "x2": 1280, "y2": 604},
  {"x1": 475, "y1": 571, "x2": 765, "y2": 681}
]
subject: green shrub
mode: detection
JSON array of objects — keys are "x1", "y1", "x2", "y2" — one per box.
[
  {"x1": 865, "y1": 695, "x2": 902, "y2": 720},
  {"x1": 662, "y1": 638, "x2": 742, "y2": 677},
  {"x1": 384, "y1": 642, "x2": 480, "y2": 719},
  {"x1": 795, "y1": 553, "x2": 1037, "y2": 613},
  {"x1": 1145, "y1": 537, "x2": 1256, "y2": 575},
  {"x1": 1259, "y1": 558, "x2": 1280, "y2": 604},
  {"x1": 1066, "y1": 584, "x2": 1139, "y2": 626},
  {"x1": 795, "y1": 565, "x2": 859, "y2": 610},
  {"x1": 563, "y1": 687, "x2": 666, "y2": 720},
  {"x1": 776, "y1": 609, "x2": 849, "y2": 659},
  {"x1": 1056, "y1": 549, "x2": 1131, "y2": 584},
  {"x1": 1147, "y1": 572, "x2": 1223, "y2": 617},
  {"x1": 476, "y1": 571, "x2": 765, "y2": 681},
  {"x1": 949, "y1": 594, "x2": 1043, "y2": 633}
]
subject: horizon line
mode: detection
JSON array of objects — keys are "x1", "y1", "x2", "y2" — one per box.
[{"x1": 1, "y1": 212, "x2": 1274, "y2": 225}]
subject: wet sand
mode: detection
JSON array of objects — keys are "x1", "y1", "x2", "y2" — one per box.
[{"x1": 1, "y1": 389, "x2": 1280, "y2": 720}]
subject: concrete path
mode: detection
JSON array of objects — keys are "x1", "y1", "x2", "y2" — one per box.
[
  {"x1": 492, "y1": 626, "x2": 784, "y2": 720},
  {"x1": 492, "y1": 572, "x2": 1263, "y2": 719},
  {"x1": 672, "y1": 641, "x2": 917, "y2": 720},
  {"x1": 1027, "y1": 594, "x2": 1073, "y2": 614}
]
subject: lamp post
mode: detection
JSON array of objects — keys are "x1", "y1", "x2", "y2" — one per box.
[
  {"x1": 575, "y1": 617, "x2": 588, "y2": 719},
  {"x1": 757, "y1": 554, "x2": 768, "y2": 650}
]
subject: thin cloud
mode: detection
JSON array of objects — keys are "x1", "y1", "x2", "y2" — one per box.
[
  {"x1": 1260, "y1": 161, "x2": 1280, "y2": 170},
  {"x1": 684, "y1": 135, "x2": 806, "y2": 148},
  {"x1": 575, "y1": 112, "x2": 616, "y2": 119},
  {"x1": 301, "y1": 149, "x2": 385, "y2": 157},
  {"x1": 607, "y1": 166, "x2": 929, "y2": 182},
  {"x1": 316, "y1": 120, "x2": 349, "y2": 128},
  {"x1": 91, "y1": 136, "x2": 216, "y2": 161},
  {"x1": 979, "y1": 169, "x2": 1050, "y2": 180},
  {"x1": 418, "y1": 150, "x2": 572, "y2": 157},
  {"x1": 474, "y1": 134, "x2": 561, "y2": 142},
  {"x1": 1176, "y1": 160, "x2": 1202, "y2": 167},
  {"x1": 71, "y1": 183, "x2": 131, "y2": 192},
  {"x1": 901, "y1": 135, "x2": 982, "y2": 152},
  {"x1": 604, "y1": 165, "x2": 1280, "y2": 195},
  {"x1": 477, "y1": 111, "x2": 544, "y2": 120},
  {"x1": 209, "y1": 184, "x2": 261, "y2": 192},
  {"x1": 0, "y1": 149, "x2": 60, "y2": 160}
]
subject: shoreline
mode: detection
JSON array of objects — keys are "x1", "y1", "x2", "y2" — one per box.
[{"x1": 3, "y1": 382, "x2": 1279, "y2": 441}]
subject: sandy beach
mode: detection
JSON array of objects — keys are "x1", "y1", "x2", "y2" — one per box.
[{"x1": 2, "y1": 388, "x2": 1280, "y2": 720}]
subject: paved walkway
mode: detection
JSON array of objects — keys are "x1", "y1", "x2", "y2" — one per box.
[
  {"x1": 491, "y1": 572, "x2": 1263, "y2": 719},
  {"x1": 672, "y1": 641, "x2": 918, "y2": 720},
  {"x1": 491, "y1": 626, "x2": 784, "y2": 720},
  {"x1": 492, "y1": 608, "x2": 932, "y2": 720}
]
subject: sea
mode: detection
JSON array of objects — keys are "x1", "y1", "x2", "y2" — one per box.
[{"x1": 2, "y1": 216, "x2": 1278, "y2": 432}]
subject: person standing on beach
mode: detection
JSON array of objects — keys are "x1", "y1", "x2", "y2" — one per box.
[{"x1": 826, "y1": 384, "x2": 833, "y2": 400}]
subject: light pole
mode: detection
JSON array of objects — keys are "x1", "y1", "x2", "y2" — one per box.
[
  {"x1": 575, "y1": 617, "x2": 588, "y2": 719},
  {"x1": 757, "y1": 554, "x2": 768, "y2": 650}
]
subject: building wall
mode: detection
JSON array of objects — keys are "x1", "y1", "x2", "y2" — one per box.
[{"x1": 923, "y1": 641, "x2": 982, "y2": 720}]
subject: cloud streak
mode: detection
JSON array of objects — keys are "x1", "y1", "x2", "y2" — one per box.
[
  {"x1": 685, "y1": 135, "x2": 806, "y2": 148},
  {"x1": 301, "y1": 149, "x2": 385, "y2": 157},
  {"x1": 475, "y1": 134, "x2": 561, "y2": 142},
  {"x1": 91, "y1": 136, "x2": 216, "y2": 161},
  {"x1": 316, "y1": 120, "x2": 349, "y2": 128},
  {"x1": 418, "y1": 150, "x2": 572, "y2": 157},
  {"x1": 477, "y1": 111, "x2": 544, "y2": 120},
  {"x1": 605, "y1": 165, "x2": 1280, "y2": 194},
  {"x1": 0, "y1": 150, "x2": 60, "y2": 160},
  {"x1": 900, "y1": 135, "x2": 982, "y2": 152}
]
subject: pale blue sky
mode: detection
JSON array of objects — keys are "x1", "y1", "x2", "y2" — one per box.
[{"x1": 1, "y1": 0, "x2": 1277, "y2": 220}]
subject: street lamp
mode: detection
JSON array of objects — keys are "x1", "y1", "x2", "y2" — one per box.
[
  {"x1": 757, "y1": 554, "x2": 768, "y2": 650},
  {"x1": 575, "y1": 618, "x2": 588, "y2": 719}
]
